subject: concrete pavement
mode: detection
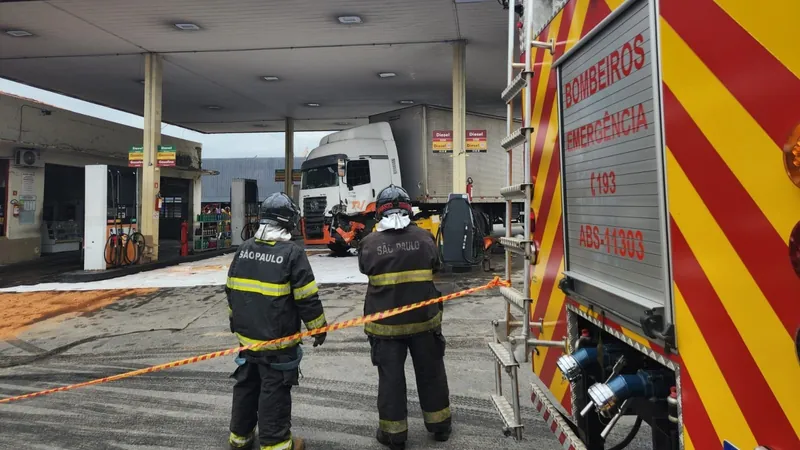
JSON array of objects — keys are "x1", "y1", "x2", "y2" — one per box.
[{"x1": 0, "y1": 254, "x2": 651, "y2": 449}]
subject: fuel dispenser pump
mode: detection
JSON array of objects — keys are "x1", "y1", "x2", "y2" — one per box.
[
  {"x1": 83, "y1": 165, "x2": 142, "y2": 271},
  {"x1": 104, "y1": 169, "x2": 143, "y2": 267},
  {"x1": 231, "y1": 178, "x2": 259, "y2": 246},
  {"x1": 436, "y1": 193, "x2": 491, "y2": 272}
]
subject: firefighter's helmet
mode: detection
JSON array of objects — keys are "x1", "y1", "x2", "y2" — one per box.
[
  {"x1": 259, "y1": 192, "x2": 301, "y2": 231},
  {"x1": 375, "y1": 185, "x2": 413, "y2": 221}
]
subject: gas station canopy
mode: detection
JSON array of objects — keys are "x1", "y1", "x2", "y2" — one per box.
[{"x1": 0, "y1": 0, "x2": 513, "y2": 133}]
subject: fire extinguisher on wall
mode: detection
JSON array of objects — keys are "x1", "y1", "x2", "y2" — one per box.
[
  {"x1": 155, "y1": 192, "x2": 163, "y2": 212},
  {"x1": 10, "y1": 199, "x2": 20, "y2": 217}
]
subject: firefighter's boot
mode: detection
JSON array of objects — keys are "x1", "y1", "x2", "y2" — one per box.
[
  {"x1": 291, "y1": 436, "x2": 306, "y2": 450},
  {"x1": 376, "y1": 429, "x2": 406, "y2": 450},
  {"x1": 433, "y1": 428, "x2": 451, "y2": 442},
  {"x1": 228, "y1": 431, "x2": 254, "y2": 450}
]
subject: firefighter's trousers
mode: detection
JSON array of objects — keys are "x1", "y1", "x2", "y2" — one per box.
[
  {"x1": 229, "y1": 348, "x2": 300, "y2": 449},
  {"x1": 369, "y1": 331, "x2": 452, "y2": 444}
]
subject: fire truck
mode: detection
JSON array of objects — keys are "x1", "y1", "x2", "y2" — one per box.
[{"x1": 489, "y1": 0, "x2": 800, "y2": 449}]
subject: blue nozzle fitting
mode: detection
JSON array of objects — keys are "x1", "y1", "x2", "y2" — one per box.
[
  {"x1": 606, "y1": 371, "x2": 651, "y2": 399},
  {"x1": 588, "y1": 369, "x2": 674, "y2": 411},
  {"x1": 556, "y1": 344, "x2": 622, "y2": 381}
]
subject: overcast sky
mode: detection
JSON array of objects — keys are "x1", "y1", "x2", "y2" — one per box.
[{"x1": 0, "y1": 78, "x2": 332, "y2": 159}]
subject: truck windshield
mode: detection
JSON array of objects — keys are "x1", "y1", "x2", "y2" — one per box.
[{"x1": 302, "y1": 165, "x2": 339, "y2": 189}]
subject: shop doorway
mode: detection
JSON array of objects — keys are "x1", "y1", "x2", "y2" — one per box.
[
  {"x1": 42, "y1": 164, "x2": 85, "y2": 254},
  {"x1": 159, "y1": 177, "x2": 190, "y2": 242}
]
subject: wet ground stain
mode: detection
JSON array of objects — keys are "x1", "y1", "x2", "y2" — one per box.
[{"x1": 0, "y1": 289, "x2": 157, "y2": 339}]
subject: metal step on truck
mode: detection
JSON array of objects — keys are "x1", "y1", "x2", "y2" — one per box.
[{"x1": 490, "y1": 0, "x2": 800, "y2": 450}]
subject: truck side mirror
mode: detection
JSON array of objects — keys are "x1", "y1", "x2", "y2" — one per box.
[{"x1": 337, "y1": 159, "x2": 346, "y2": 178}]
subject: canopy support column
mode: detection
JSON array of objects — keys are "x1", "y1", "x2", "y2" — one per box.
[
  {"x1": 285, "y1": 117, "x2": 295, "y2": 197},
  {"x1": 452, "y1": 40, "x2": 467, "y2": 194},
  {"x1": 141, "y1": 52, "x2": 163, "y2": 261}
]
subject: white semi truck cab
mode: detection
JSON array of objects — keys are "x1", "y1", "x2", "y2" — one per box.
[{"x1": 299, "y1": 122, "x2": 401, "y2": 247}]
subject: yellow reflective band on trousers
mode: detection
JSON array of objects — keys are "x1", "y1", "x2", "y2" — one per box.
[
  {"x1": 293, "y1": 280, "x2": 319, "y2": 300},
  {"x1": 379, "y1": 419, "x2": 408, "y2": 434},
  {"x1": 235, "y1": 332, "x2": 300, "y2": 351},
  {"x1": 423, "y1": 406, "x2": 451, "y2": 424},
  {"x1": 364, "y1": 311, "x2": 442, "y2": 337},
  {"x1": 368, "y1": 269, "x2": 433, "y2": 286},
  {"x1": 261, "y1": 435, "x2": 292, "y2": 450},
  {"x1": 227, "y1": 277, "x2": 291, "y2": 297},
  {"x1": 305, "y1": 313, "x2": 326, "y2": 330},
  {"x1": 229, "y1": 431, "x2": 254, "y2": 448}
]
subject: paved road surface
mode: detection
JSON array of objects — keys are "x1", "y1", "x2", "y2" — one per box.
[{"x1": 0, "y1": 264, "x2": 651, "y2": 449}]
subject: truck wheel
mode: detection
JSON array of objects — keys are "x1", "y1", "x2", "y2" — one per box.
[
  {"x1": 362, "y1": 217, "x2": 377, "y2": 238},
  {"x1": 327, "y1": 242, "x2": 351, "y2": 257}
]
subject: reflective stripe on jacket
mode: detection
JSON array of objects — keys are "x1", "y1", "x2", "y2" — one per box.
[
  {"x1": 358, "y1": 224, "x2": 442, "y2": 338},
  {"x1": 227, "y1": 238, "x2": 326, "y2": 352}
]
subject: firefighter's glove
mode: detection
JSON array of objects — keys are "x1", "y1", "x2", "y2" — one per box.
[{"x1": 313, "y1": 332, "x2": 327, "y2": 347}]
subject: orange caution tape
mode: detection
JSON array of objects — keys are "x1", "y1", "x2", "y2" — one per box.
[{"x1": 0, "y1": 277, "x2": 510, "y2": 404}]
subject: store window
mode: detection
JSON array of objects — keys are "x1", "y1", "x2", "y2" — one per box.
[
  {"x1": 160, "y1": 196, "x2": 187, "y2": 219},
  {"x1": 0, "y1": 160, "x2": 8, "y2": 237}
]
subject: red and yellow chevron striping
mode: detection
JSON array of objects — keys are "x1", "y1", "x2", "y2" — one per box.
[
  {"x1": 524, "y1": 0, "x2": 800, "y2": 448},
  {"x1": 0, "y1": 277, "x2": 509, "y2": 405},
  {"x1": 524, "y1": 0, "x2": 609, "y2": 405}
]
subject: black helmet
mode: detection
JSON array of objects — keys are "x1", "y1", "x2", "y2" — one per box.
[
  {"x1": 375, "y1": 185, "x2": 413, "y2": 221},
  {"x1": 260, "y1": 192, "x2": 301, "y2": 231}
]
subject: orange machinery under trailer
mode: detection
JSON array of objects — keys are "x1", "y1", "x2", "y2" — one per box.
[{"x1": 491, "y1": 0, "x2": 800, "y2": 450}]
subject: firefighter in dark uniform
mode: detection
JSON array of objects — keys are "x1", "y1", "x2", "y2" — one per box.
[
  {"x1": 358, "y1": 185, "x2": 452, "y2": 450},
  {"x1": 226, "y1": 192, "x2": 327, "y2": 450}
]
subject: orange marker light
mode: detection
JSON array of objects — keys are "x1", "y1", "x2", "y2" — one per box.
[
  {"x1": 793, "y1": 144, "x2": 800, "y2": 167},
  {"x1": 784, "y1": 123, "x2": 800, "y2": 154},
  {"x1": 784, "y1": 123, "x2": 800, "y2": 188}
]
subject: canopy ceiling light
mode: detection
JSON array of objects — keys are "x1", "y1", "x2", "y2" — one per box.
[
  {"x1": 378, "y1": 72, "x2": 396, "y2": 78},
  {"x1": 205, "y1": 105, "x2": 222, "y2": 110},
  {"x1": 5, "y1": 30, "x2": 33, "y2": 37},
  {"x1": 262, "y1": 76, "x2": 280, "y2": 82},
  {"x1": 306, "y1": 103, "x2": 321, "y2": 107},
  {"x1": 398, "y1": 100, "x2": 415, "y2": 105},
  {"x1": 337, "y1": 15, "x2": 363, "y2": 24},
  {"x1": 335, "y1": 122, "x2": 351, "y2": 126},
  {"x1": 174, "y1": 23, "x2": 201, "y2": 31}
]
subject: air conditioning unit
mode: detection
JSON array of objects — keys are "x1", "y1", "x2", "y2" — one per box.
[{"x1": 13, "y1": 148, "x2": 44, "y2": 168}]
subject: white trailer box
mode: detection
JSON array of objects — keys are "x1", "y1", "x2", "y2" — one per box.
[{"x1": 369, "y1": 105, "x2": 524, "y2": 207}]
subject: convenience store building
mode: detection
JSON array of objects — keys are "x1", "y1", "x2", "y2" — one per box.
[{"x1": 0, "y1": 92, "x2": 204, "y2": 265}]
